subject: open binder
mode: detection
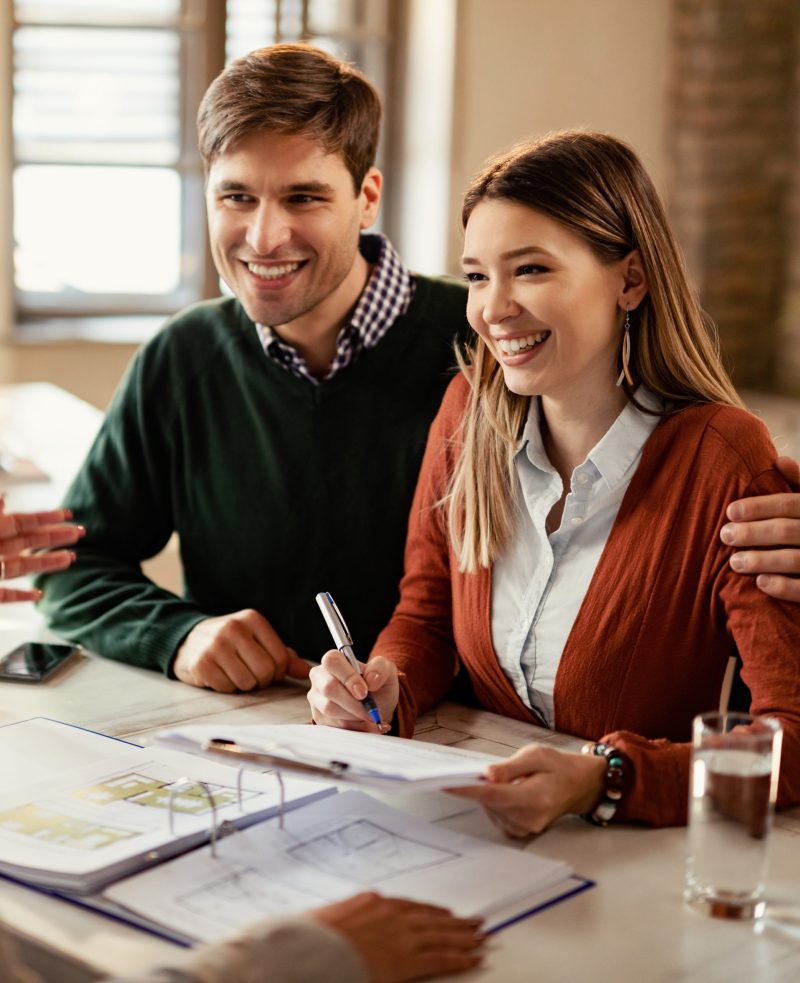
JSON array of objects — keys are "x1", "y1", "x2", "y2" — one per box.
[
  {"x1": 0, "y1": 717, "x2": 333, "y2": 895},
  {"x1": 0, "y1": 718, "x2": 593, "y2": 946}
]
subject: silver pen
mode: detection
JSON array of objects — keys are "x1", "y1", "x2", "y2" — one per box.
[{"x1": 315, "y1": 591, "x2": 382, "y2": 726}]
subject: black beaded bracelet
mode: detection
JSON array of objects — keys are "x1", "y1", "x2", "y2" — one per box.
[{"x1": 580, "y1": 741, "x2": 631, "y2": 827}]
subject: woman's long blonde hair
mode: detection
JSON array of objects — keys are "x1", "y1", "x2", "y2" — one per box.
[{"x1": 447, "y1": 130, "x2": 744, "y2": 573}]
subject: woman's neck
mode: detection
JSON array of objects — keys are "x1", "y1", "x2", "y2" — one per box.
[{"x1": 540, "y1": 385, "x2": 628, "y2": 487}]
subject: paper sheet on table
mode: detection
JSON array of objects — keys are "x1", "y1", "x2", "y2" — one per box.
[
  {"x1": 104, "y1": 790, "x2": 577, "y2": 940},
  {"x1": 154, "y1": 723, "x2": 501, "y2": 791}
]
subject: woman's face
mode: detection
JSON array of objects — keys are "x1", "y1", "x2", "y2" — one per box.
[{"x1": 462, "y1": 199, "x2": 632, "y2": 404}]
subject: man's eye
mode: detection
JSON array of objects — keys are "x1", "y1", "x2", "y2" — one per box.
[
  {"x1": 462, "y1": 272, "x2": 486, "y2": 283},
  {"x1": 222, "y1": 194, "x2": 253, "y2": 204},
  {"x1": 288, "y1": 194, "x2": 321, "y2": 205}
]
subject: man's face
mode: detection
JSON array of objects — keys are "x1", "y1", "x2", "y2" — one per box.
[{"x1": 206, "y1": 130, "x2": 381, "y2": 333}]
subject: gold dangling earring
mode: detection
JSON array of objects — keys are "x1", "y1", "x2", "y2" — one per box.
[{"x1": 615, "y1": 307, "x2": 634, "y2": 388}]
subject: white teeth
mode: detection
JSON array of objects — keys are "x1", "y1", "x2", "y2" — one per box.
[
  {"x1": 498, "y1": 332, "x2": 549, "y2": 355},
  {"x1": 248, "y1": 261, "x2": 301, "y2": 279}
]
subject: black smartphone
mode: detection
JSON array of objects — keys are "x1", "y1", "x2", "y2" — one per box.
[{"x1": 0, "y1": 642, "x2": 82, "y2": 683}]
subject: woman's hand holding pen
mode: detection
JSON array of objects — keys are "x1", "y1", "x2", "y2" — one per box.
[{"x1": 308, "y1": 652, "x2": 399, "y2": 733}]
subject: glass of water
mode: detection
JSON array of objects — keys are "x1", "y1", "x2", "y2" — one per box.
[{"x1": 685, "y1": 711, "x2": 783, "y2": 920}]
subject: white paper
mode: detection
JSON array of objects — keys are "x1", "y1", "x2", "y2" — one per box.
[
  {"x1": 154, "y1": 723, "x2": 500, "y2": 790},
  {"x1": 105, "y1": 790, "x2": 574, "y2": 939}
]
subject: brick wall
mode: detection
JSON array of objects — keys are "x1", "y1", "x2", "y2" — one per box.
[
  {"x1": 668, "y1": 0, "x2": 800, "y2": 392},
  {"x1": 776, "y1": 7, "x2": 800, "y2": 393}
]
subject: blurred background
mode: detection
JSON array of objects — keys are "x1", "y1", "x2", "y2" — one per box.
[{"x1": 0, "y1": 0, "x2": 799, "y2": 441}]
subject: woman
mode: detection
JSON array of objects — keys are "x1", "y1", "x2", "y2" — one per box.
[{"x1": 308, "y1": 130, "x2": 800, "y2": 833}]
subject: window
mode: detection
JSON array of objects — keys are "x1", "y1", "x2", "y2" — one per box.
[{"x1": 11, "y1": 0, "x2": 394, "y2": 332}]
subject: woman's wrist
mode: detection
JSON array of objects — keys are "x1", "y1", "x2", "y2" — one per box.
[{"x1": 580, "y1": 741, "x2": 634, "y2": 826}]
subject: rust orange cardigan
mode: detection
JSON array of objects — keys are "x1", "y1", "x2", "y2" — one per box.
[{"x1": 371, "y1": 375, "x2": 800, "y2": 826}]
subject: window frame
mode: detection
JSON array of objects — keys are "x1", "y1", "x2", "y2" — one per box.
[{"x1": 8, "y1": 0, "x2": 400, "y2": 335}]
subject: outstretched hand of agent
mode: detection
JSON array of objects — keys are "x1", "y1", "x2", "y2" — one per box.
[
  {"x1": 0, "y1": 500, "x2": 83, "y2": 602},
  {"x1": 312, "y1": 892, "x2": 485, "y2": 982},
  {"x1": 173, "y1": 608, "x2": 311, "y2": 692}
]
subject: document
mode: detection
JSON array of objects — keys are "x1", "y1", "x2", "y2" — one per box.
[
  {"x1": 104, "y1": 790, "x2": 588, "y2": 942},
  {"x1": 0, "y1": 718, "x2": 333, "y2": 894},
  {"x1": 154, "y1": 723, "x2": 500, "y2": 791}
]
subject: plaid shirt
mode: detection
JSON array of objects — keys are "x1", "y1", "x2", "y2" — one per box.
[{"x1": 256, "y1": 234, "x2": 415, "y2": 384}]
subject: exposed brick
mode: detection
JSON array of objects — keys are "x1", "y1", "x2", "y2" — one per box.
[{"x1": 668, "y1": 0, "x2": 800, "y2": 392}]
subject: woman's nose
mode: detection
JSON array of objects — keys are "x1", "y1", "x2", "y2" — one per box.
[{"x1": 482, "y1": 282, "x2": 520, "y2": 325}]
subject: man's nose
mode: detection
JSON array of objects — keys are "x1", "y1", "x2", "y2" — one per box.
[{"x1": 246, "y1": 204, "x2": 292, "y2": 255}]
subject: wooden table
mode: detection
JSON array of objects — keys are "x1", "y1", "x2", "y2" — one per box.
[
  {"x1": 1, "y1": 649, "x2": 799, "y2": 983},
  {"x1": 1, "y1": 384, "x2": 799, "y2": 982}
]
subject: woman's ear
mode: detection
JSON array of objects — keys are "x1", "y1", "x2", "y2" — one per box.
[{"x1": 618, "y1": 250, "x2": 648, "y2": 312}]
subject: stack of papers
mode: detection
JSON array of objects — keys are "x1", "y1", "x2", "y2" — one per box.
[{"x1": 154, "y1": 723, "x2": 500, "y2": 791}]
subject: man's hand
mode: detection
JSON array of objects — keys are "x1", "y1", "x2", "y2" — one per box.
[
  {"x1": 311, "y1": 892, "x2": 484, "y2": 982},
  {"x1": 173, "y1": 609, "x2": 310, "y2": 692},
  {"x1": 722, "y1": 456, "x2": 800, "y2": 601}
]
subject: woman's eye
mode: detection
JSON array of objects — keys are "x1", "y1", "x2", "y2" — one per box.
[
  {"x1": 517, "y1": 264, "x2": 547, "y2": 276},
  {"x1": 462, "y1": 272, "x2": 486, "y2": 283}
]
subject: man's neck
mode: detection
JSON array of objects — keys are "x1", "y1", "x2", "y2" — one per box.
[{"x1": 272, "y1": 252, "x2": 372, "y2": 377}]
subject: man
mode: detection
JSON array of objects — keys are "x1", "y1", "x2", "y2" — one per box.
[
  {"x1": 37, "y1": 44, "x2": 469, "y2": 691},
  {"x1": 723, "y1": 455, "x2": 800, "y2": 602},
  {"x1": 37, "y1": 43, "x2": 800, "y2": 692}
]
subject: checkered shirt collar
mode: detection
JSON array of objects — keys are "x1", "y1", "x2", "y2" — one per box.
[{"x1": 255, "y1": 233, "x2": 414, "y2": 384}]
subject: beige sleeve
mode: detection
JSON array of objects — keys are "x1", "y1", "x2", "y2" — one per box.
[{"x1": 108, "y1": 917, "x2": 369, "y2": 983}]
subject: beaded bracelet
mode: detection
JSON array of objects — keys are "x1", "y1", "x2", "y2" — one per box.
[{"x1": 580, "y1": 741, "x2": 632, "y2": 827}]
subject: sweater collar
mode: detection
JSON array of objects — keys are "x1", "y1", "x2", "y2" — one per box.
[{"x1": 255, "y1": 233, "x2": 414, "y2": 385}]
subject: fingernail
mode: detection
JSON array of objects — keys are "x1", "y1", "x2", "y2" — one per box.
[
  {"x1": 720, "y1": 524, "x2": 736, "y2": 544},
  {"x1": 365, "y1": 671, "x2": 381, "y2": 687},
  {"x1": 64, "y1": 509, "x2": 74, "y2": 519},
  {"x1": 69, "y1": 551, "x2": 77, "y2": 561},
  {"x1": 757, "y1": 574, "x2": 773, "y2": 589},
  {"x1": 729, "y1": 553, "x2": 746, "y2": 571},
  {"x1": 379, "y1": 723, "x2": 391, "y2": 733},
  {"x1": 353, "y1": 680, "x2": 368, "y2": 699},
  {"x1": 76, "y1": 525, "x2": 86, "y2": 536},
  {"x1": 32, "y1": 588, "x2": 43, "y2": 600}
]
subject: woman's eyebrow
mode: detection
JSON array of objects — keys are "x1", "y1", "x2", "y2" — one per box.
[{"x1": 462, "y1": 244, "x2": 555, "y2": 265}]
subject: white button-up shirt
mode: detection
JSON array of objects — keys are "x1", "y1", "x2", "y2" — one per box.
[{"x1": 491, "y1": 392, "x2": 663, "y2": 728}]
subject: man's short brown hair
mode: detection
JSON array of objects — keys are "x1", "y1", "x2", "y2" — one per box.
[{"x1": 197, "y1": 43, "x2": 382, "y2": 193}]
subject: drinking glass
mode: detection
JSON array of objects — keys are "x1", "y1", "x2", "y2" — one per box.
[{"x1": 684, "y1": 711, "x2": 782, "y2": 920}]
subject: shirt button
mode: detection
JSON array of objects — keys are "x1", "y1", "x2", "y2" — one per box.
[{"x1": 570, "y1": 516, "x2": 584, "y2": 526}]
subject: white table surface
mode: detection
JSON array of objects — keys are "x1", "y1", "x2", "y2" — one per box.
[{"x1": 1, "y1": 383, "x2": 799, "y2": 983}]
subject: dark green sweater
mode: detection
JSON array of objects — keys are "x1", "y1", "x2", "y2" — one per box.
[{"x1": 38, "y1": 276, "x2": 469, "y2": 674}]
